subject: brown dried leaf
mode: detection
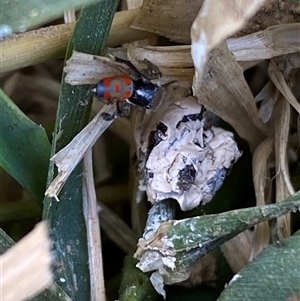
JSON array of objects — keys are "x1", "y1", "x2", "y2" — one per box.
[{"x1": 193, "y1": 42, "x2": 269, "y2": 153}]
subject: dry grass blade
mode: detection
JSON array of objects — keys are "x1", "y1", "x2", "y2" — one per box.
[
  {"x1": 0, "y1": 222, "x2": 52, "y2": 301},
  {"x1": 255, "y1": 81, "x2": 279, "y2": 123},
  {"x1": 268, "y1": 59, "x2": 300, "y2": 115},
  {"x1": 155, "y1": 67, "x2": 194, "y2": 85},
  {"x1": 227, "y1": 23, "x2": 300, "y2": 61},
  {"x1": 220, "y1": 230, "x2": 253, "y2": 273},
  {"x1": 192, "y1": 42, "x2": 268, "y2": 153},
  {"x1": 0, "y1": 23, "x2": 73, "y2": 73},
  {"x1": 269, "y1": 59, "x2": 296, "y2": 196},
  {"x1": 0, "y1": 9, "x2": 157, "y2": 73},
  {"x1": 191, "y1": 0, "x2": 265, "y2": 73},
  {"x1": 128, "y1": 45, "x2": 193, "y2": 68},
  {"x1": 83, "y1": 150, "x2": 105, "y2": 301},
  {"x1": 274, "y1": 98, "x2": 292, "y2": 238},
  {"x1": 129, "y1": 157, "x2": 149, "y2": 237},
  {"x1": 253, "y1": 138, "x2": 274, "y2": 206},
  {"x1": 98, "y1": 201, "x2": 138, "y2": 254},
  {"x1": 251, "y1": 138, "x2": 274, "y2": 258},
  {"x1": 45, "y1": 104, "x2": 115, "y2": 200}
]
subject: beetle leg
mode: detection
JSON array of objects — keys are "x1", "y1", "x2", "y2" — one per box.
[
  {"x1": 139, "y1": 59, "x2": 162, "y2": 80},
  {"x1": 116, "y1": 101, "x2": 130, "y2": 117},
  {"x1": 101, "y1": 112, "x2": 117, "y2": 121},
  {"x1": 101, "y1": 101, "x2": 131, "y2": 120},
  {"x1": 122, "y1": 102, "x2": 131, "y2": 117}
]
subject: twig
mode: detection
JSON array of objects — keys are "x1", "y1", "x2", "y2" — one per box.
[{"x1": 83, "y1": 149, "x2": 105, "y2": 301}]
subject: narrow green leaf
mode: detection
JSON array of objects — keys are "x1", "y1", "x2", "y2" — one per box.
[
  {"x1": 119, "y1": 256, "x2": 160, "y2": 301},
  {"x1": 0, "y1": 200, "x2": 41, "y2": 222},
  {"x1": 0, "y1": 89, "x2": 50, "y2": 201},
  {"x1": 135, "y1": 190, "x2": 300, "y2": 286},
  {"x1": 0, "y1": 228, "x2": 14, "y2": 255},
  {"x1": 0, "y1": 0, "x2": 101, "y2": 37},
  {"x1": 217, "y1": 235, "x2": 300, "y2": 301},
  {"x1": 168, "y1": 190, "x2": 300, "y2": 254},
  {"x1": 42, "y1": 1, "x2": 119, "y2": 300}
]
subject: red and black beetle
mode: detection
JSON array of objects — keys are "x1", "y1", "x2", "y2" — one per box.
[{"x1": 91, "y1": 57, "x2": 164, "y2": 119}]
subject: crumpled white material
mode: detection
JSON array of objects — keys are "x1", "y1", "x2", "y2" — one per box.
[{"x1": 136, "y1": 95, "x2": 241, "y2": 211}]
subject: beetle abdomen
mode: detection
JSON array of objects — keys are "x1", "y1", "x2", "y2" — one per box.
[{"x1": 94, "y1": 76, "x2": 133, "y2": 101}]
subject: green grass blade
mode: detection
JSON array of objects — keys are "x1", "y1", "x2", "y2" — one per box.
[
  {"x1": 135, "y1": 190, "x2": 300, "y2": 287},
  {"x1": 217, "y1": 235, "x2": 300, "y2": 301},
  {"x1": 0, "y1": 89, "x2": 50, "y2": 201},
  {"x1": 0, "y1": 0, "x2": 101, "y2": 37},
  {"x1": 42, "y1": 1, "x2": 119, "y2": 300}
]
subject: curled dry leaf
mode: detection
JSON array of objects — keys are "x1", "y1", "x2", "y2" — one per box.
[
  {"x1": 193, "y1": 42, "x2": 269, "y2": 153},
  {"x1": 268, "y1": 58, "x2": 300, "y2": 115},
  {"x1": 191, "y1": 0, "x2": 266, "y2": 74},
  {"x1": 135, "y1": 84, "x2": 241, "y2": 211}
]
